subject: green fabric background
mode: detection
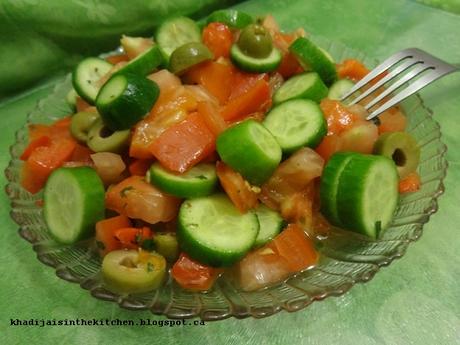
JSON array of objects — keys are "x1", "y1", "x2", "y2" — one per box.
[{"x1": 1, "y1": 0, "x2": 460, "y2": 344}]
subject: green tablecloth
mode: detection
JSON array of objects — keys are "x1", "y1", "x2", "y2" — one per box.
[{"x1": 1, "y1": 0, "x2": 459, "y2": 344}]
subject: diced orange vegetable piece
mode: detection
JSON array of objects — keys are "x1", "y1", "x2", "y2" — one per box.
[
  {"x1": 216, "y1": 161, "x2": 259, "y2": 213},
  {"x1": 95, "y1": 215, "x2": 132, "y2": 256},
  {"x1": 315, "y1": 134, "x2": 343, "y2": 162},
  {"x1": 378, "y1": 108, "x2": 407, "y2": 133},
  {"x1": 114, "y1": 227, "x2": 153, "y2": 250},
  {"x1": 21, "y1": 138, "x2": 76, "y2": 194},
  {"x1": 320, "y1": 99, "x2": 365, "y2": 135},
  {"x1": 129, "y1": 159, "x2": 153, "y2": 176},
  {"x1": 268, "y1": 224, "x2": 318, "y2": 272},
  {"x1": 171, "y1": 253, "x2": 223, "y2": 291},
  {"x1": 149, "y1": 112, "x2": 216, "y2": 173},
  {"x1": 105, "y1": 176, "x2": 181, "y2": 224},
  {"x1": 202, "y1": 22, "x2": 233, "y2": 59},
  {"x1": 105, "y1": 53, "x2": 130, "y2": 64},
  {"x1": 20, "y1": 135, "x2": 51, "y2": 161},
  {"x1": 337, "y1": 59, "x2": 388, "y2": 84},
  {"x1": 184, "y1": 61, "x2": 234, "y2": 104},
  {"x1": 197, "y1": 101, "x2": 227, "y2": 136},
  {"x1": 221, "y1": 78, "x2": 271, "y2": 121},
  {"x1": 399, "y1": 172, "x2": 421, "y2": 194},
  {"x1": 70, "y1": 143, "x2": 93, "y2": 164}
]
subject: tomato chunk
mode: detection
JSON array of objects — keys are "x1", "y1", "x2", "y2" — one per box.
[
  {"x1": 171, "y1": 253, "x2": 223, "y2": 291},
  {"x1": 129, "y1": 159, "x2": 153, "y2": 176},
  {"x1": 202, "y1": 22, "x2": 233, "y2": 59},
  {"x1": 320, "y1": 99, "x2": 365, "y2": 135},
  {"x1": 216, "y1": 161, "x2": 258, "y2": 213},
  {"x1": 184, "y1": 61, "x2": 234, "y2": 104},
  {"x1": 149, "y1": 112, "x2": 215, "y2": 173},
  {"x1": 105, "y1": 176, "x2": 181, "y2": 224},
  {"x1": 399, "y1": 172, "x2": 421, "y2": 194},
  {"x1": 268, "y1": 224, "x2": 318, "y2": 272},
  {"x1": 221, "y1": 78, "x2": 271, "y2": 121},
  {"x1": 20, "y1": 135, "x2": 51, "y2": 161},
  {"x1": 114, "y1": 227, "x2": 154, "y2": 250},
  {"x1": 95, "y1": 215, "x2": 132, "y2": 256}
]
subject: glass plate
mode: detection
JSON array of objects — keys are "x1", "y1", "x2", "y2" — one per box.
[{"x1": 4, "y1": 37, "x2": 447, "y2": 320}]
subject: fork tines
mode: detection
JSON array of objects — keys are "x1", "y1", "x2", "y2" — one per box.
[{"x1": 340, "y1": 48, "x2": 457, "y2": 121}]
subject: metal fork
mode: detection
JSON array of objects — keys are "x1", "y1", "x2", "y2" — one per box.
[{"x1": 340, "y1": 48, "x2": 459, "y2": 121}]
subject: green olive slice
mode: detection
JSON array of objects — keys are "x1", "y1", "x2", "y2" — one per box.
[
  {"x1": 102, "y1": 250, "x2": 166, "y2": 294},
  {"x1": 237, "y1": 24, "x2": 273, "y2": 58},
  {"x1": 87, "y1": 118, "x2": 130, "y2": 153},
  {"x1": 70, "y1": 111, "x2": 100, "y2": 143},
  {"x1": 169, "y1": 42, "x2": 213, "y2": 75},
  {"x1": 373, "y1": 131, "x2": 420, "y2": 179}
]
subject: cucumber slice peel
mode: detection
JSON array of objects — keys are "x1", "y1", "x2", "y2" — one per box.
[
  {"x1": 254, "y1": 205, "x2": 284, "y2": 247},
  {"x1": 148, "y1": 162, "x2": 218, "y2": 198},
  {"x1": 44, "y1": 167, "x2": 105, "y2": 244},
  {"x1": 178, "y1": 195, "x2": 259, "y2": 267},
  {"x1": 289, "y1": 37, "x2": 338, "y2": 86},
  {"x1": 230, "y1": 44, "x2": 282, "y2": 73},
  {"x1": 115, "y1": 45, "x2": 164, "y2": 76},
  {"x1": 206, "y1": 9, "x2": 253, "y2": 29},
  {"x1": 273, "y1": 72, "x2": 328, "y2": 104},
  {"x1": 263, "y1": 99, "x2": 327, "y2": 153}
]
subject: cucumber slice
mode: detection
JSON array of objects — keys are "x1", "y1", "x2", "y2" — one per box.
[
  {"x1": 72, "y1": 57, "x2": 113, "y2": 104},
  {"x1": 253, "y1": 205, "x2": 284, "y2": 247},
  {"x1": 206, "y1": 9, "x2": 253, "y2": 29},
  {"x1": 44, "y1": 167, "x2": 105, "y2": 244},
  {"x1": 148, "y1": 162, "x2": 218, "y2": 198},
  {"x1": 115, "y1": 45, "x2": 164, "y2": 76},
  {"x1": 328, "y1": 79, "x2": 355, "y2": 100},
  {"x1": 336, "y1": 154, "x2": 399, "y2": 238},
  {"x1": 230, "y1": 44, "x2": 282, "y2": 73},
  {"x1": 96, "y1": 73, "x2": 160, "y2": 130},
  {"x1": 177, "y1": 194, "x2": 259, "y2": 267},
  {"x1": 289, "y1": 37, "x2": 338, "y2": 86},
  {"x1": 263, "y1": 99, "x2": 327, "y2": 154},
  {"x1": 155, "y1": 16, "x2": 201, "y2": 61},
  {"x1": 66, "y1": 88, "x2": 78, "y2": 109},
  {"x1": 320, "y1": 152, "x2": 359, "y2": 226},
  {"x1": 169, "y1": 42, "x2": 213, "y2": 75},
  {"x1": 216, "y1": 119, "x2": 282, "y2": 185},
  {"x1": 273, "y1": 72, "x2": 328, "y2": 104}
]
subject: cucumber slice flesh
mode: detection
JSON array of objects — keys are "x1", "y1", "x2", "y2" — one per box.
[
  {"x1": 336, "y1": 154, "x2": 399, "y2": 238},
  {"x1": 263, "y1": 99, "x2": 327, "y2": 154},
  {"x1": 44, "y1": 167, "x2": 105, "y2": 244},
  {"x1": 156, "y1": 17, "x2": 201, "y2": 61},
  {"x1": 274, "y1": 72, "x2": 328, "y2": 104},
  {"x1": 72, "y1": 57, "x2": 113, "y2": 104},
  {"x1": 216, "y1": 119, "x2": 282, "y2": 185},
  {"x1": 230, "y1": 44, "x2": 282, "y2": 73},
  {"x1": 328, "y1": 79, "x2": 355, "y2": 100},
  {"x1": 254, "y1": 205, "x2": 284, "y2": 247},
  {"x1": 148, "y1": 162, "x2": 218, "y2": 198},
  {"x1": 289, "y1": 37, "x2": 338, "y2": 86},
  {"x1": 178, "y1": 195, "x2": 259, "y2": 267}
]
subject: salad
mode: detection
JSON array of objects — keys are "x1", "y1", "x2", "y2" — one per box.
[{"x1": 19, "y1": 10, "x2": 421, "y2": 293}]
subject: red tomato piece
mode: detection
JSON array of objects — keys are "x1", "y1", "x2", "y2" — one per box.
[
  {"x1": 20, "y1": 135, "x2": 51, "y2": 161},
  {"x1": 268, "y1": 223, "x2": 318, "y2": 272},
  {"x1": 95, "y1": 215, "x2": 132, "y2": 256},
  {"x1": 215, "y1": 161, "x2": 259, "y2": 213},
  {"x1": 320, "y1": 99, "x2": 365, "y2": 135},
  {"x1": 171, "y1": 253, "x2": 223, "y2": 291},
  {"x1": 114, "y1": 227, "x2": 153, "y2": 250},
  {"x1": 399, "y1": 172, "x2": 421, "y2": 193},
  {"x1": 149, "y1": 112, "x2": 216, "y2": 173},
  {"x1": 196, "y1": 101, "x2": 227, "y2": 136},
  {"x1": 202, "y1": 22, "x2": 233, "y2": 59},
  {"x1": 315, "y1": 134, "x2": 343, "y2": 162},
  {"x1": 129, "y1": 159, "x2": 154, "y2": 176}
]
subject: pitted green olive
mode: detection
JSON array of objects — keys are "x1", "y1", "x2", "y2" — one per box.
[
  {"x1": 237, "y1": 24, "x2": 273, "y2": 58},
  {"x1": 102, "y1": 250, "x2": 166, "y2": 293},
  {"x1": 87, "y1": 119, "x2": 130, "y2": 153},
  {"x1": 70, "y1": 111, "x2": 100, "y2": 143}
]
